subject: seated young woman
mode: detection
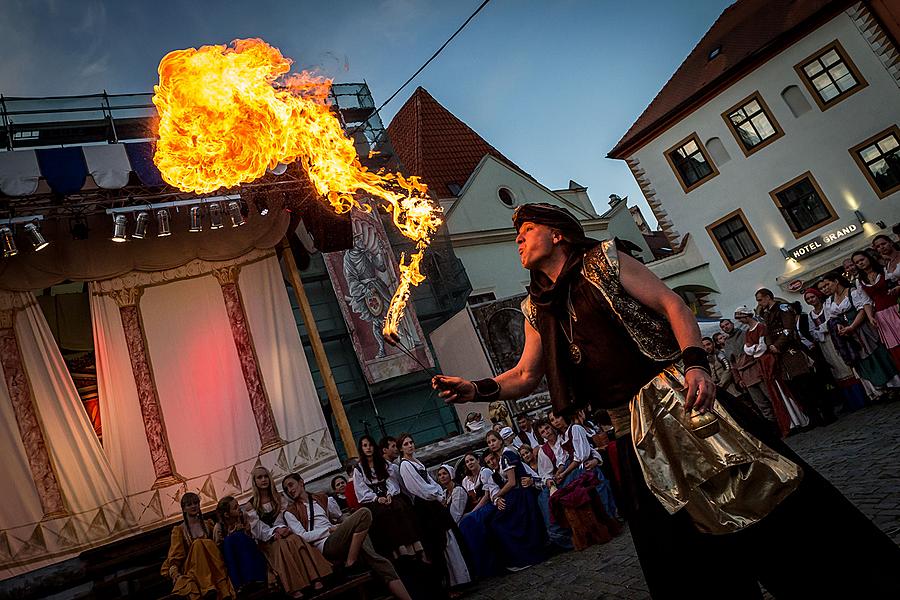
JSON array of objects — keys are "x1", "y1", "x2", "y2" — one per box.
[
  {"x1": 281, "y1": 474, "x2": 414, "y2": 600},
  {"x1": 549, "y1": 410, "x2": 618, "y2": 518},
  {"x1": 161, "y1": 492, "x2": 234, "y2": 600},
  {"x1": 244, "y1": 466, "x2": 332, "y2": 597},
  {"x1": 397, "y1": 433, "x2": 472, "y2": 590},
  {"x1": 517, "y1": 444, "x2": 543, "y2": 487},
  {"x1": 351, "y1": 434, "x2": 424, "y2": 561},
  {"x1": 330, "y1": 475, "x2": 352, "y2": 518},
  {"x1": 485, "y1": 429, "x2": 547, "y2": 571},
  {"x1": 454, "y1": 452, "x2": 501, "y2": 578},
  {"x1": 436, "y1": 464, "x2": 468, "y2": 525},
  {"x1": 213, "y1": 496, "x2": 267, "y2": 594}
]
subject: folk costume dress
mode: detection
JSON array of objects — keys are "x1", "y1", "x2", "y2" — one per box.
[
  {"x1": 824, "y1": 287, "x2": 900, "y2": 389},
  {"x1": 806, "y1": 304, "x2": 867, "y2": 411},
  {"x1": 520, "y1": 235, "x2": 900, "y2": 599},
  {"x1": 212, "y1": 519, "x2": 267, "y2": 592},
  {"x1": 398, "y1": 459, "x2": 471, "y2": 587},
  {"x1": 458, "y1": 467, "x2": 500, "y2": 578},
  {"x1": 352, "y1": 463, "x2": 423, "y2": 559},
  {"x1": 161, "y1": 519, "x2": 235, "y2": 600},
  {"x1": 860, "y1": 272, "x2": 900, "y2": 370},
  {"x1": 488, "y1": 446, "x2": 547, "y2": 570},
  {"x1": 443, "y1": 482, "x2": 469, "y2": 525},
  {"x1": 245, "y1": 501, "x2": 333, "y2": 594}
]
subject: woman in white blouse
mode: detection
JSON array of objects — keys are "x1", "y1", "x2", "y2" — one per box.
[
  {"x1": 436, "y1": 465, "x2": 468, "y2": 525},
  {"x1": 820, "y1": 272, "x2": 900, "y2": 397},
  {"x1": 548, "y1": 411, "x2": 618, "y2": 518},
  {"x1": 456, "y1": 452, "x2": 501, "y2": 578},
  {"x1": 397, "y1": 434, "x2": 471, "y2": 591},
  {"x1": 352, "y1": 435, "x2": 423, "y2": 561}
]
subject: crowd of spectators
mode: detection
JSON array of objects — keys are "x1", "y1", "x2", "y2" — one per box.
[{"x1": 705, "y1": 232, "x2": 900, "y2": 437}]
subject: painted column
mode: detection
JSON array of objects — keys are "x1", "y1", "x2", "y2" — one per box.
[
  {"x1": 0, "y1": 308, "x2": 68, "y2": 518},
  {"x1": 110, "y1": 287, "x2": 181, "y2": 488},
  {"x1": 212, "y1": 266, "x2": 283, "y2": 451}
]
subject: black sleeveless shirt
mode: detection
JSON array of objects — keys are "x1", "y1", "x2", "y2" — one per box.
[{"x1": 563, "y1": 273, "x2": 674, "y2": 409}]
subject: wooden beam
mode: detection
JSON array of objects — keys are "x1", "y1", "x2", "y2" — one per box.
[{"x1": 280, "y1": 238, "x2": 358, "y2": 459}]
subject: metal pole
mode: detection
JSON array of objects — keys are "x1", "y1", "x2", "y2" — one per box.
[
  {"x1": 102, "y1": 90, "x2": 119, "y2": 143},
  {"x1": 0, "y1": 95, "x2": 13, "y2": 150},
  {"x1": 280, "y1": 237, "x2": 358, "y2": 458}
]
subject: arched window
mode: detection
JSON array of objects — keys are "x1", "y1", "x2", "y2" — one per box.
[
  {"x1": 781, "y1": 85, "x2": 812, "y2": 118},
  {"x1": 705, "y1": 137, "x2": 731, "y2": 166}
]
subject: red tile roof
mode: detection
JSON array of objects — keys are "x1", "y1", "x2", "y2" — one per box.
[
  {"x1": 608, "y1": 0, "x2": 848, "y2": 158},
  {"x1": 386, "y1": 87, "x2": 527, "y2": 198}
]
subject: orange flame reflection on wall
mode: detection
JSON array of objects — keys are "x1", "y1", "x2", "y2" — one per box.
[{"x1": 152, "y1": 38, "x2": 441, "y2": 338}]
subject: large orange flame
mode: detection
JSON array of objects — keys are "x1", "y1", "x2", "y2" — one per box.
[{"x1": 152, "y1": 38, "x2": 441, "y2": 338}]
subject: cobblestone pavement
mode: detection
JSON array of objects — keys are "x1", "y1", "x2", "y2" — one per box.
[{"x1": 463, "y1": 401, "x2": 900, "y2": 600}]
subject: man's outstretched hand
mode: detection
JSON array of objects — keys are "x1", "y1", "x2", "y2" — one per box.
[{"x1": 432, "y1": 375, "x2": 476, "y2": 404}]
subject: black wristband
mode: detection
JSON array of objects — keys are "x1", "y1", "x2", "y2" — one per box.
[
  {"x1": 472, "y1": 378, "x2": 501, "y2": 402},
  {"x1": 681, "y1": 346, "x2": 709, "y2": 371}
]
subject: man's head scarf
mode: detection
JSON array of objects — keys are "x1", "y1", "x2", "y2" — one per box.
[
  {"x1": 734, "y1": 305, "x2": 754, "y2": 317},
  {"x1": 512, "y1": 202, "x2": 597, "y2": 248}
]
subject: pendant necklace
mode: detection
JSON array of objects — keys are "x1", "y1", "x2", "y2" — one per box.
[{"x1": 562, "y1": 287, "x2": 582, "y2": 364}]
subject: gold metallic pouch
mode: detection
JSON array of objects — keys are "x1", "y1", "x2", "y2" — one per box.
[{"x1": 630, "y1": 366, "x2": 802, "y2": 534}]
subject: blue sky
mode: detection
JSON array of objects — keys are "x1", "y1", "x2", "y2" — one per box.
[{"x1": 1, "y1": 0, "x2": 735, "y2": 225}]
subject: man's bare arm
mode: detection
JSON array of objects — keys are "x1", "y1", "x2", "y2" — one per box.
[
  {"x1": 618, "y1": 250, "x2": 715, "y2": 412},
  {"x1": 433, "y1": 318, "x2": 545, "y2": 404}
]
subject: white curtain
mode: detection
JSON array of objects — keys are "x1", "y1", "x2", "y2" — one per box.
[
  {"x1": 240, "y1": 256, "x2": 335, "y2": 458},
  {"x1": 91, "y1": 253, "x2": 338, "y2": 533},
  {"x1": 0, "y1": 293, "x2": 131, "y2": 579},
  {"x1": 140, "y1": 274, "x2": 261, "y2": 480}
]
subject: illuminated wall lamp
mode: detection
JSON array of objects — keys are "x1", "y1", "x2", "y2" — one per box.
[
  {"x1": 780, "y1": 247, "x2": 790, "y2": 260},
  {"x1": 853, "y1": 210, "x2": 866, "y2": 224}
]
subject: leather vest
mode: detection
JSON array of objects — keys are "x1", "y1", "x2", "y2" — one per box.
[{"x1": 522, "y1": 240, "x2": 681, "y2": 363}]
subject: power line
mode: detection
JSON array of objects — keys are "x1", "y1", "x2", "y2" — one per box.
[{"x1": 351, "y1": 0, "x2": 492, "y2": 134}]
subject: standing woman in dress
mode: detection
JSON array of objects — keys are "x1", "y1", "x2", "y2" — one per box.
[
  {"x1": 161, "y1": 492, "x2": 234, "y2": 600},
  {"x1": 397, "y1": 434, "x2": 471, "y2": 591},
  {"x1": 873, "y1": 234, "x2": 900, "y2": 284},
  {"x1": 820, "y1": 272, "x2": 900, "y2": 398},
  {"x1": 854, "y1": 249, "x2": 900, "y2": 372},
  {"x1": 245, "y1": 466, "x2": 332, "y2": 597},
  {"x1": 351, "y1": 434, "x2": 424, "y2": 560},
  {"x1": 802, "y1": 288, "x2": 867, "y2": 411},
  {"x1": 484, "y1": 430, "x2": 547, "y2": 571}
]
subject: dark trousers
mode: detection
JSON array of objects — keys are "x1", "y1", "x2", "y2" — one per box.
[
  {"x1": 787, "y1": 372, "x2": 836, "y2": 426},
  {"x1": 617, "y1": 393, "x2": 900, "y2": 599}
]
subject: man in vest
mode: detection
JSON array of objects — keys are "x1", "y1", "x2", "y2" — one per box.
[
  {"x1": 755, "y1": 288, "x2": 835, "y2": 427},
  {"x1": 282, "y1": 473, "x2": 412, "y2": 600},
  {"x1": 425, "y1": 202, "x2": 900, "y2": 598},
  {"x1": 512, "y1": 412, "x2": 543, "y2": 449}
]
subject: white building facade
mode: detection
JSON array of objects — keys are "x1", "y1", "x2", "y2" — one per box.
[
  {"x1": 610, "y1": 1, "x2": 900, "y2": 314},
  {"x1": 444, "y1": 155, "x2": 651, "y2": 301}
]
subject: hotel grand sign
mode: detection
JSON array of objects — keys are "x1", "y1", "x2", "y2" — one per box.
[{"x1": 786, "y1": 222, "x2": 863, "y2": 260}]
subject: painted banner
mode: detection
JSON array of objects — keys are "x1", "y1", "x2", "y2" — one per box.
[{"x1": 323, "y1": 209, "x2": 434, "y2": 384}]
